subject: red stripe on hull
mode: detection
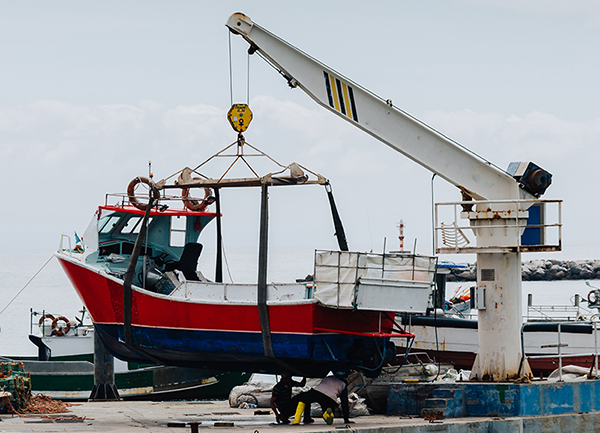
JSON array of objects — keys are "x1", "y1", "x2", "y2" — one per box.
[{"x1": 57, "y1": 256, "x2": 393, "y2": 336}]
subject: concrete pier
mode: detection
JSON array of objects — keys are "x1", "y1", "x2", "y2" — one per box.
[{"x1": 1, "y1": 399, "x2": 600, "y2": 432}]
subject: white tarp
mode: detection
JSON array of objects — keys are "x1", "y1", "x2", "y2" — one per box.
[{"x1": 314, "y1": 250, "x2": 436, "y2": 312}]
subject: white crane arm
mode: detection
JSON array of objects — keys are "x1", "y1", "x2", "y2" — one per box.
[{"x1": 227, "y1": 13, "x2": 533, "y2": 201}]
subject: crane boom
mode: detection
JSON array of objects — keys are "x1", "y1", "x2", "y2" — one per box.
[
  {"x1": 226, "y1": 12, "x2": 561, "y2": 382},
  {"x1": 226, "y1": 13, "x2": 531, "y2": 202}
]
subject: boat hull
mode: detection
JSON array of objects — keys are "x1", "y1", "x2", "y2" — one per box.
[
  {"x1": 57, "y1": 255, "x2": 396, "y2": 377},
  {"x1": 20, "y1": 359, "x2": 250, "y2": 401},
  {"x1": 396, "y1": 315, "x2": 600, "y2": 377}
]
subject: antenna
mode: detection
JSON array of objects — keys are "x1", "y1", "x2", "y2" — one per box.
[{"x1": 397, "y1": 220, "x2": 405, "y2": 251}]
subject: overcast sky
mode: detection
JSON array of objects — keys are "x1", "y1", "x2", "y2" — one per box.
[{"x1": 2, "y1": 0, "x2": 600, "y2": 265}]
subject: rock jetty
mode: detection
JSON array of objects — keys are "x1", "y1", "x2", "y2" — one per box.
[{"x1": 447, "y1": 259, "x2": 600, "y2": 282}]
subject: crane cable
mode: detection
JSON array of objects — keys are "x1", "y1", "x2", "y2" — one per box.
[
  {"x1": 228, "y1": 32, "x2": 234, "y2": 106},
  {"x1": 228, "y1": 31, "x2": 251, "y2": 105}
]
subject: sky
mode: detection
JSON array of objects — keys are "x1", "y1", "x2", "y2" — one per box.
[{"x1": 2, "y1": 0, "x2": 600, "y2": 265}]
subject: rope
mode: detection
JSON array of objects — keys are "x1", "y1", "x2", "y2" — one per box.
[
  {"x1": 0, "y1": 255, "x2": 54, "y2": 316},
  {"x1": 219, "y1": 234, "x2": 234, "y2": 283}
]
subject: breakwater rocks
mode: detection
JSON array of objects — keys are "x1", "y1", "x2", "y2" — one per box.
[{"x1": 447, "y1": 259, "x2": 600, "y2": 282}]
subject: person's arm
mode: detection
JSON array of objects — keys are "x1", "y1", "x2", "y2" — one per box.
[
  {"x1": 293, "y1": 377, "x2": 307, "y2": 388},
  {"x1": 270, "y1": 395, "x2": 281, "y2": 423}
]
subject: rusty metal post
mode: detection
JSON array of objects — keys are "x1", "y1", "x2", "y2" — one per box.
[{"x1": 89, "y1": 328, "x2": 120, "y2": 401}]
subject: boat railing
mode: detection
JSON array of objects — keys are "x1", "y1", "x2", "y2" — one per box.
[
  {"x1": 522, "y1": 321, "x2": 600, "y2": 382},
  {"x1": 526, "y1": 293, "x2": 595, "y2": 322},
  {"x1": 434, "y1": 198, "x2": 562, "y2": 254},
  {"x1": 105, "y1": 192, "x2": 191, "y2": 209},
  {"x1": 58, "y1": 233, "x2": 72, "y2": 257}
]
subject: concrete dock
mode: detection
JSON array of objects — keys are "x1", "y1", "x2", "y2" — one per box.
[{"x1": 1, "y1": 399, "x2": 600, "y2": 432}]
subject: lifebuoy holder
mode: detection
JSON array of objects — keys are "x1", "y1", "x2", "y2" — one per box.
[
  {"x1": 589, "y1": 290, "x2": 598, "y2": 305},
  {"x1": 38, "y1": 314, "x2": 55, "y2": 327},
  {"x1": 127, "y1": 176, "x2": 161, "y2": 211},
  {"x1": 181, "y1": 187, "x2": 213, "y2": 212},
  {"x1": 51, "y1": 316, "x2": 71, "y2": 336}
]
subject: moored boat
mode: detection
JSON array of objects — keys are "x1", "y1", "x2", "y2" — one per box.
[{"x1": 394, "y1": 290, "x2": 600, "y2": 377}]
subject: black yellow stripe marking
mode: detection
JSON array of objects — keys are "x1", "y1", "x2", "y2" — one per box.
[{"x1": 324, "y1": 72, "x2": 358, "y2": 122}]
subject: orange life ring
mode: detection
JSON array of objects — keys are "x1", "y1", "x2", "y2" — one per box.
[
  {"x1": 38, "y1": 314, "x2": 55, "y2": 326},
  {"x1": 181, "y1": 187, "x2": 213, "y2": 212},
  {"x1": 51, "y1": 316, "x2": 71, "y2": 336},
  {"x1": 127, "y1": 176, "x2": 161, "y2": 211}
]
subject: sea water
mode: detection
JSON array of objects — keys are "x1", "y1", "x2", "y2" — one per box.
[{"x1": 1, "y1": 247, "x2": 599, "y2": 356}]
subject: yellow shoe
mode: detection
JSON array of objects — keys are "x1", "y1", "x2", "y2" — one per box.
[
  {"x1": 323, "y1": 407, "x2": 334, "y2": 425},
  {"x1": 292, "y1": 402, "x2": 306, "y2": 425}
]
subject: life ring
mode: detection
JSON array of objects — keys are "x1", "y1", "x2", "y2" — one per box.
[
  {"x1": 588, "y1": 290, "x2": 598, "y2": 305},
  {"x1": 127, "y1": 176, "x2": 161, "y2": 211},
  {"x1": 51, "y1": 316, "x2": 71, "y2": 336},
  {"x1": 181, "y1": 187, "x2": 213, "y2": 212},
  {"x1": 38, "y1": 314, "x2": 55, "y2": 326}
]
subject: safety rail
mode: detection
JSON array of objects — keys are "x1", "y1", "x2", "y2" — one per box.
[
  {"x1": 434, "y1": 198, "x2": 562, "y2": 254},
  {"x1": 58, "y1": 233, "x2": 72, "y2": 257},
  {"x1": 522, "y1": 321, "x2": 600, "y2": 382},
  {"x1": 105, "y1": 192, "x2": 190, "y2": 208},
  {"x1": 526, "y1": 293, "x2": 596, "y2": 322}
]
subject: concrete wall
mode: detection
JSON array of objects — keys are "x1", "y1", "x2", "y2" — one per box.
[{"x1": 388, "y1": 381, "x2": 600, "y2": 418}]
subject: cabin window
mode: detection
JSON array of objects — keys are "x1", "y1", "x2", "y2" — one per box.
[
  {"x1": 121, "y1": 216, "x2": 153, "y2": 234},
  {"x1": 99, "y1": 243, "x2": 120, "y2": 256},
  {"x1": 98, "y1": 216, "x2": 121, "y2": 234},
  {"x1": 170, "y1": 216, "x2": 187, "y2": 247}
]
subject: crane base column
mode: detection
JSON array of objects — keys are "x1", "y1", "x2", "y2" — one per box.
[{"x1": 470, "y1": 252, "x2": 532, "y2": 381}]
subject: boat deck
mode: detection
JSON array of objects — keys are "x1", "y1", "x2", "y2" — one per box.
[{"x1": 0, "y1": 399, "x2": 598, "y2": 432}]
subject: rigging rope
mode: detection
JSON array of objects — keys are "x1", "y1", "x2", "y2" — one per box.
[
  {"x1": 0, "y1": 255, "x2": 54, "y2": 316},
  {"x1": 221, "y1": 238, "x2": 234, "y2": 283}
]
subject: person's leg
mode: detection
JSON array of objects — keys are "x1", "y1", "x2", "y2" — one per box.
[
  {"x1": 302, "y1": 400, "x2": 314, "y2": 423},
  {"x1": 314, "y1": 393, "x2": 338, "y2": 424},
  {"x1": 283, "y1": 395, "x2": 303, "y2": 423},
  {"x1": 292, "y1": 390, "x2": 317, "y2": 424}
]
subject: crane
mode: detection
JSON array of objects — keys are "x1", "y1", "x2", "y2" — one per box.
[{"x1": 226, "y1": 12, "x2": 558, "y2": 381}]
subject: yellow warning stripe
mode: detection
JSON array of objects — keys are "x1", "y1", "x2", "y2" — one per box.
[
  {"x1": 329, "y1": 74, "x2": 340, "y2": 112},
  {"x1": 341, "y1": 83, "x2": 352, "y2": 120},
  {"x1": 324, "y1": 71, "x2": 358, "y2": 122}
]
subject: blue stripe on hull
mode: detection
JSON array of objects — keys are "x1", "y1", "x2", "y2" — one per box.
[{"x1": 95, "y1": 324, "x2": 394, "y2": 378}]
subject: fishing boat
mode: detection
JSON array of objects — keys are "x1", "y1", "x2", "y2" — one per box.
[
  {"x1": 394, "y1": 289, "x2": 600, "y2": 377},
  {"x1": 3, "y1": 309, "x2": 250, "y2": 400},
  {"x1": 54, "y1": 107, "x2": 437, "y2": 378}
]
